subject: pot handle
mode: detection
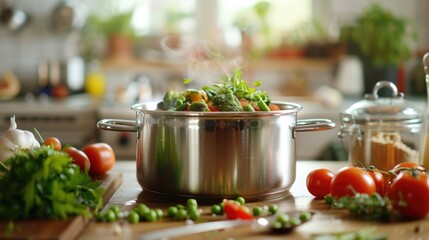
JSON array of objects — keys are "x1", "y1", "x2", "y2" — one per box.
[
  {"x1": 295, "y1": 119, "x2": 335, "y2": 132},
  {"x1": 97, "y1": 119, "x2": 137, "y2": 132}
]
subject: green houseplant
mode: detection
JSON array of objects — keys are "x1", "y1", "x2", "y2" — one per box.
[
  {"x1": 340, "y1": 3, "x2": 416, "y2": 95},
  {"x1": 82, "y1": 6, "x2": 137, "y2": 60}
]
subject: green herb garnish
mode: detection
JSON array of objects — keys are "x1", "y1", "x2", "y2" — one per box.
[{"x1": 0, "y1": 146, "x2": 104, "y2": 220}]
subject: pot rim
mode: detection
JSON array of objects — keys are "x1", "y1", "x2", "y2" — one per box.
[{"x1": 131, "y1": 101, "x2": 303, "y2": 117}]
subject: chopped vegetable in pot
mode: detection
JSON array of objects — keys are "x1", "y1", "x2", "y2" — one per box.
[{"x1": 157, "y1": 69, "x2": 276, "y2": 112}]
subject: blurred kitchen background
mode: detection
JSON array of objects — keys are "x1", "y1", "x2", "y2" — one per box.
[{"x1": 1, "y1": 0, "x2": 429, "y2": 160}]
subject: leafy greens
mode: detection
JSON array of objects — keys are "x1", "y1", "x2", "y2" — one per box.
[{"x1": 0, "y1": 146, "x2": 104, "y2": 220}]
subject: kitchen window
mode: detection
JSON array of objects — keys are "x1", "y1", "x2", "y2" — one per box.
[{"x1": 89, "y1": 0, "x2": 312, "y2": 47}]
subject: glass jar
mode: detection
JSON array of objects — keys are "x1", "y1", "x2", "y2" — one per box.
[{"x1": 339, "y1": 81, "x2": 423, "y2": 171}]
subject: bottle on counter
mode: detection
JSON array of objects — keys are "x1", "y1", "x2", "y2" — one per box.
[{"x1": 85, "y1": 60, "x2": 106, "y2": 99}]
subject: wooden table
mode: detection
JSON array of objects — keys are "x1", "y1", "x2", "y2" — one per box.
[{"x1": 78, "y1": 160, "x2": 429, "y2": 240}]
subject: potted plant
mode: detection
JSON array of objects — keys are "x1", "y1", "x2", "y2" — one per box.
[
  {"x1": 82, "y1": 6, "x2": 137, "y2": 60},
  {"x1": 340, "y1": 3, "x2": 416, "y2": 95}
]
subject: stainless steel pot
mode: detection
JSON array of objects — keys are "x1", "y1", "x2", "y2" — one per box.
[{"x1": 98, "y1": 101, "x2": 335, "y2": 200}]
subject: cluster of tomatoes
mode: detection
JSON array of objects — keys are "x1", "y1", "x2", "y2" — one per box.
[
  {"x1": 43, "y1": 137, "x2": 116, "y2": 175},
  {"x1": 306, "y1": 162, "x2": 429, "y2": 219}
]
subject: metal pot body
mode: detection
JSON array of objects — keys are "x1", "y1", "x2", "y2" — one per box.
[{"x1": 98, "y1": 101, "x2": 335, "y2": 200}]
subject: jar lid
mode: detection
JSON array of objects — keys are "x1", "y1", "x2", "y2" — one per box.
[{"x1": 340, "y1": 81, "x2": 422, "y2": 128}]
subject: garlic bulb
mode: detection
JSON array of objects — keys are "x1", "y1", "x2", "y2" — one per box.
[{"x1": 0, "y1": 116, "x2": 40, "y2": 162}]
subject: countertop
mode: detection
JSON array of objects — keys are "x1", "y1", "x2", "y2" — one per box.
[{"x1": 78, "y1": 160, "x2": 429, "y2": 240}]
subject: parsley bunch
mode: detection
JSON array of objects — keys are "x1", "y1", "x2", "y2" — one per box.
[{"x1": 0, "y1": 146, "x2": 104, "y2": 220}]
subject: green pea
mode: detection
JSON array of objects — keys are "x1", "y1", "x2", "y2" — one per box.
[
  {"x1": 154, "y1": 208, "x2": 163, "y2": 219},
  {"x1": 128, "y1": 211, "x2": 140, "y2": 223},
  {"x1": 145, "y1": 209, "x2": 158, "y2": 222},
  {"x1": 290, "y1": 217, "x2": 302, "y2": 226},
  {"x1": 176, "y1": 204, "x2": 185, "y2": 209},
  {"x1": 236, "y1": 197, "x2": 245, "y2": 205},
  {"x1": 167, "y1": 206, "x2": 178, "y2": 218},
  {"x1": 299, "y1": 211, "x2": 312, "y2": 222},
  {"x1": 276, "y1": 213, "x2": 290, "y2": 223},
  {"x1": 252, "y1": 207, "x2": 263, "y2": 216},
  {"x1": 109, "y1": 205, "x2": 121, "y2": 218},
  {"x1": 211, "y1": 204, "x2": 222, "y2": 215},
  {"x1": 268, "y1": 204, "x2": 278, "y2": 215},
  {"x1": 105, "y1": 210, "x2": 117, "y2": 222},
  {"x1": 135, "y1": 203, "x2": 150, "y2": 218},
  {"x1": 187, "y1": 198, "x2": 198, "y2": 208},
  {"x1": 175, "y1": 209, "x2": 188, "y2": 220},
  {"x1": 271, "y1": 221, "x2": 283, "y2": 229},
  {"x1": 188, "y1": 208, "x2": 201, "y2": 220}
]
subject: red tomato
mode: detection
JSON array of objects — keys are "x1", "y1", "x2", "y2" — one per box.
[
  {"x1": 208, "y1": 105, "x2": 219, "y2": 112},
  {"x1": 306, "y1": 168, "x2": 334, "y2": 199},
  {"x1": 330, "y1": 167, "x2": 376, "y2": 198},
  {"x1": 368, "y1": 170, "x2": 386, "y2": 196},
  {"x1": 392, "y1": 162, "x2": 425, "y2": 173},
  {"x1": 64, "y1": 147, "x2": 90, "y2": 172},
  {"x1": 387, "y1": 171, "x2": 429, "y2": 219},
  {"x1": 83, "y1": 143, "x2": 116, "y2": 175},
  {"x1": 223, "y1": 200, "x2": 254, "y2": 220},
  {"x1": 43, "y1": 137, "x2": 62, "y2": 151}
]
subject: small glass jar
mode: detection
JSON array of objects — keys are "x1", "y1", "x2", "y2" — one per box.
[{"x1": 339, "y1": 81, "x2": 423, "y2": 171}]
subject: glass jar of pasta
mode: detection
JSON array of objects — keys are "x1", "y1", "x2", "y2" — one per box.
[{"x1": 339, "y1": 81, "x2": 423, "y2": 171}]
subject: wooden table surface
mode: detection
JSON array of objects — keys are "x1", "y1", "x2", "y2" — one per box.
[{"x1": 78, "y1": 160, "x2": 429, "y2": 240}]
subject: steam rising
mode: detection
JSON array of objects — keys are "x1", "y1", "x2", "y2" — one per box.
[{"x1": 160, "y1": 35, "x2": 245, "y2": 88}]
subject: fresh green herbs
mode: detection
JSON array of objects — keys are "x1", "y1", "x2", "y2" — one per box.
[
  {"x1": 158, "y1": 69, "x2": 272, "y2": 112},
  {"x1": 325, "y1": 193, "x2": 396, "y2": 221},
  {"x1": 0, "y1": 146, "x2": 104, "y2": 220}
]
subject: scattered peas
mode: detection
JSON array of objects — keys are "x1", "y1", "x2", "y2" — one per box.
[
  {"x1": 105, "y1": 210, "x2": 117, "y2": 222},
  {"x1": 187, "y1": 198, "x2": 198, "y2": 208},
  {"x1": 135, "y1": 203, "x2": 150, "y2": 218},
  {"x1": 276, "y1": 213, "x2": 290, "y2": 223},
  {"x1": 176, "y1": 204, "x2": 185, "y2": 209},
  {"x1": 167, "y1": 206, "x2": 178, "y2": 218},
  {"x1": 154, "y1": 208, "x2": 163, "y2": 219},
  {"x1": 175, "y1": 208, "x2": 188, "y2": 220},
  {"x1": 188, "y1": 208, "x2": 201, "y2": 220},
  {"x1": 271, "y1": 221, "x2": 283, "y2": 229},
  {"x1": 211, "y1": 204, "x2": 223, "y2": 215},
  {"x1": 252, "y1": 207, "x2": 263, "y2": 216},
  {"x1": 268, "y1": 204, "x2": 278, "y2": 215},
  {"x1": 109, "y1": 205, "x2": 121, "y2": 218},
  {"x1": 290, "y1": 217, "x2": 302, "y2": 226},
  {"x1": 299, "y1": 211, "x2": 312, "y2": 222},
  {"x1": 145, "y1": 209, "x2": 158, "y2": 222},
  {"x1": 236, "y1": 196, "x2": 245, "y2": 205},
  {"x1": 128, "y1": 211, "x2": 140, "y2": 224}
]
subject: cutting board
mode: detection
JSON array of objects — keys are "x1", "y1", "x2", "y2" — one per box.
[{"x1": 0, "y1": 171, "x2": 122, "y2": 240}]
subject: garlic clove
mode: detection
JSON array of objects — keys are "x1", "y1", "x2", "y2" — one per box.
[{"x1": 0, "y1": 116, "x2": 41, "y2": 162}]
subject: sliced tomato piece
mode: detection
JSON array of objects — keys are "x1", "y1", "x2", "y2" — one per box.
[
  {"x1": 207, "y1": 105, "x2": 219, "y2": 112},
  {"x1": 223, "y1": 200, "x2": 254, "y2": 220}
]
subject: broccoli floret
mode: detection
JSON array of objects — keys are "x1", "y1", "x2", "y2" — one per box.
[
  {"x1": 210, "y1": 89, "x2": 243, "y2": 112},
  {"x1": 157, "y1": 91, "x2": 183, "y2": 110},
  {"x1": 189, "y1": 100, "x2": 210, "y2": 112}
]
